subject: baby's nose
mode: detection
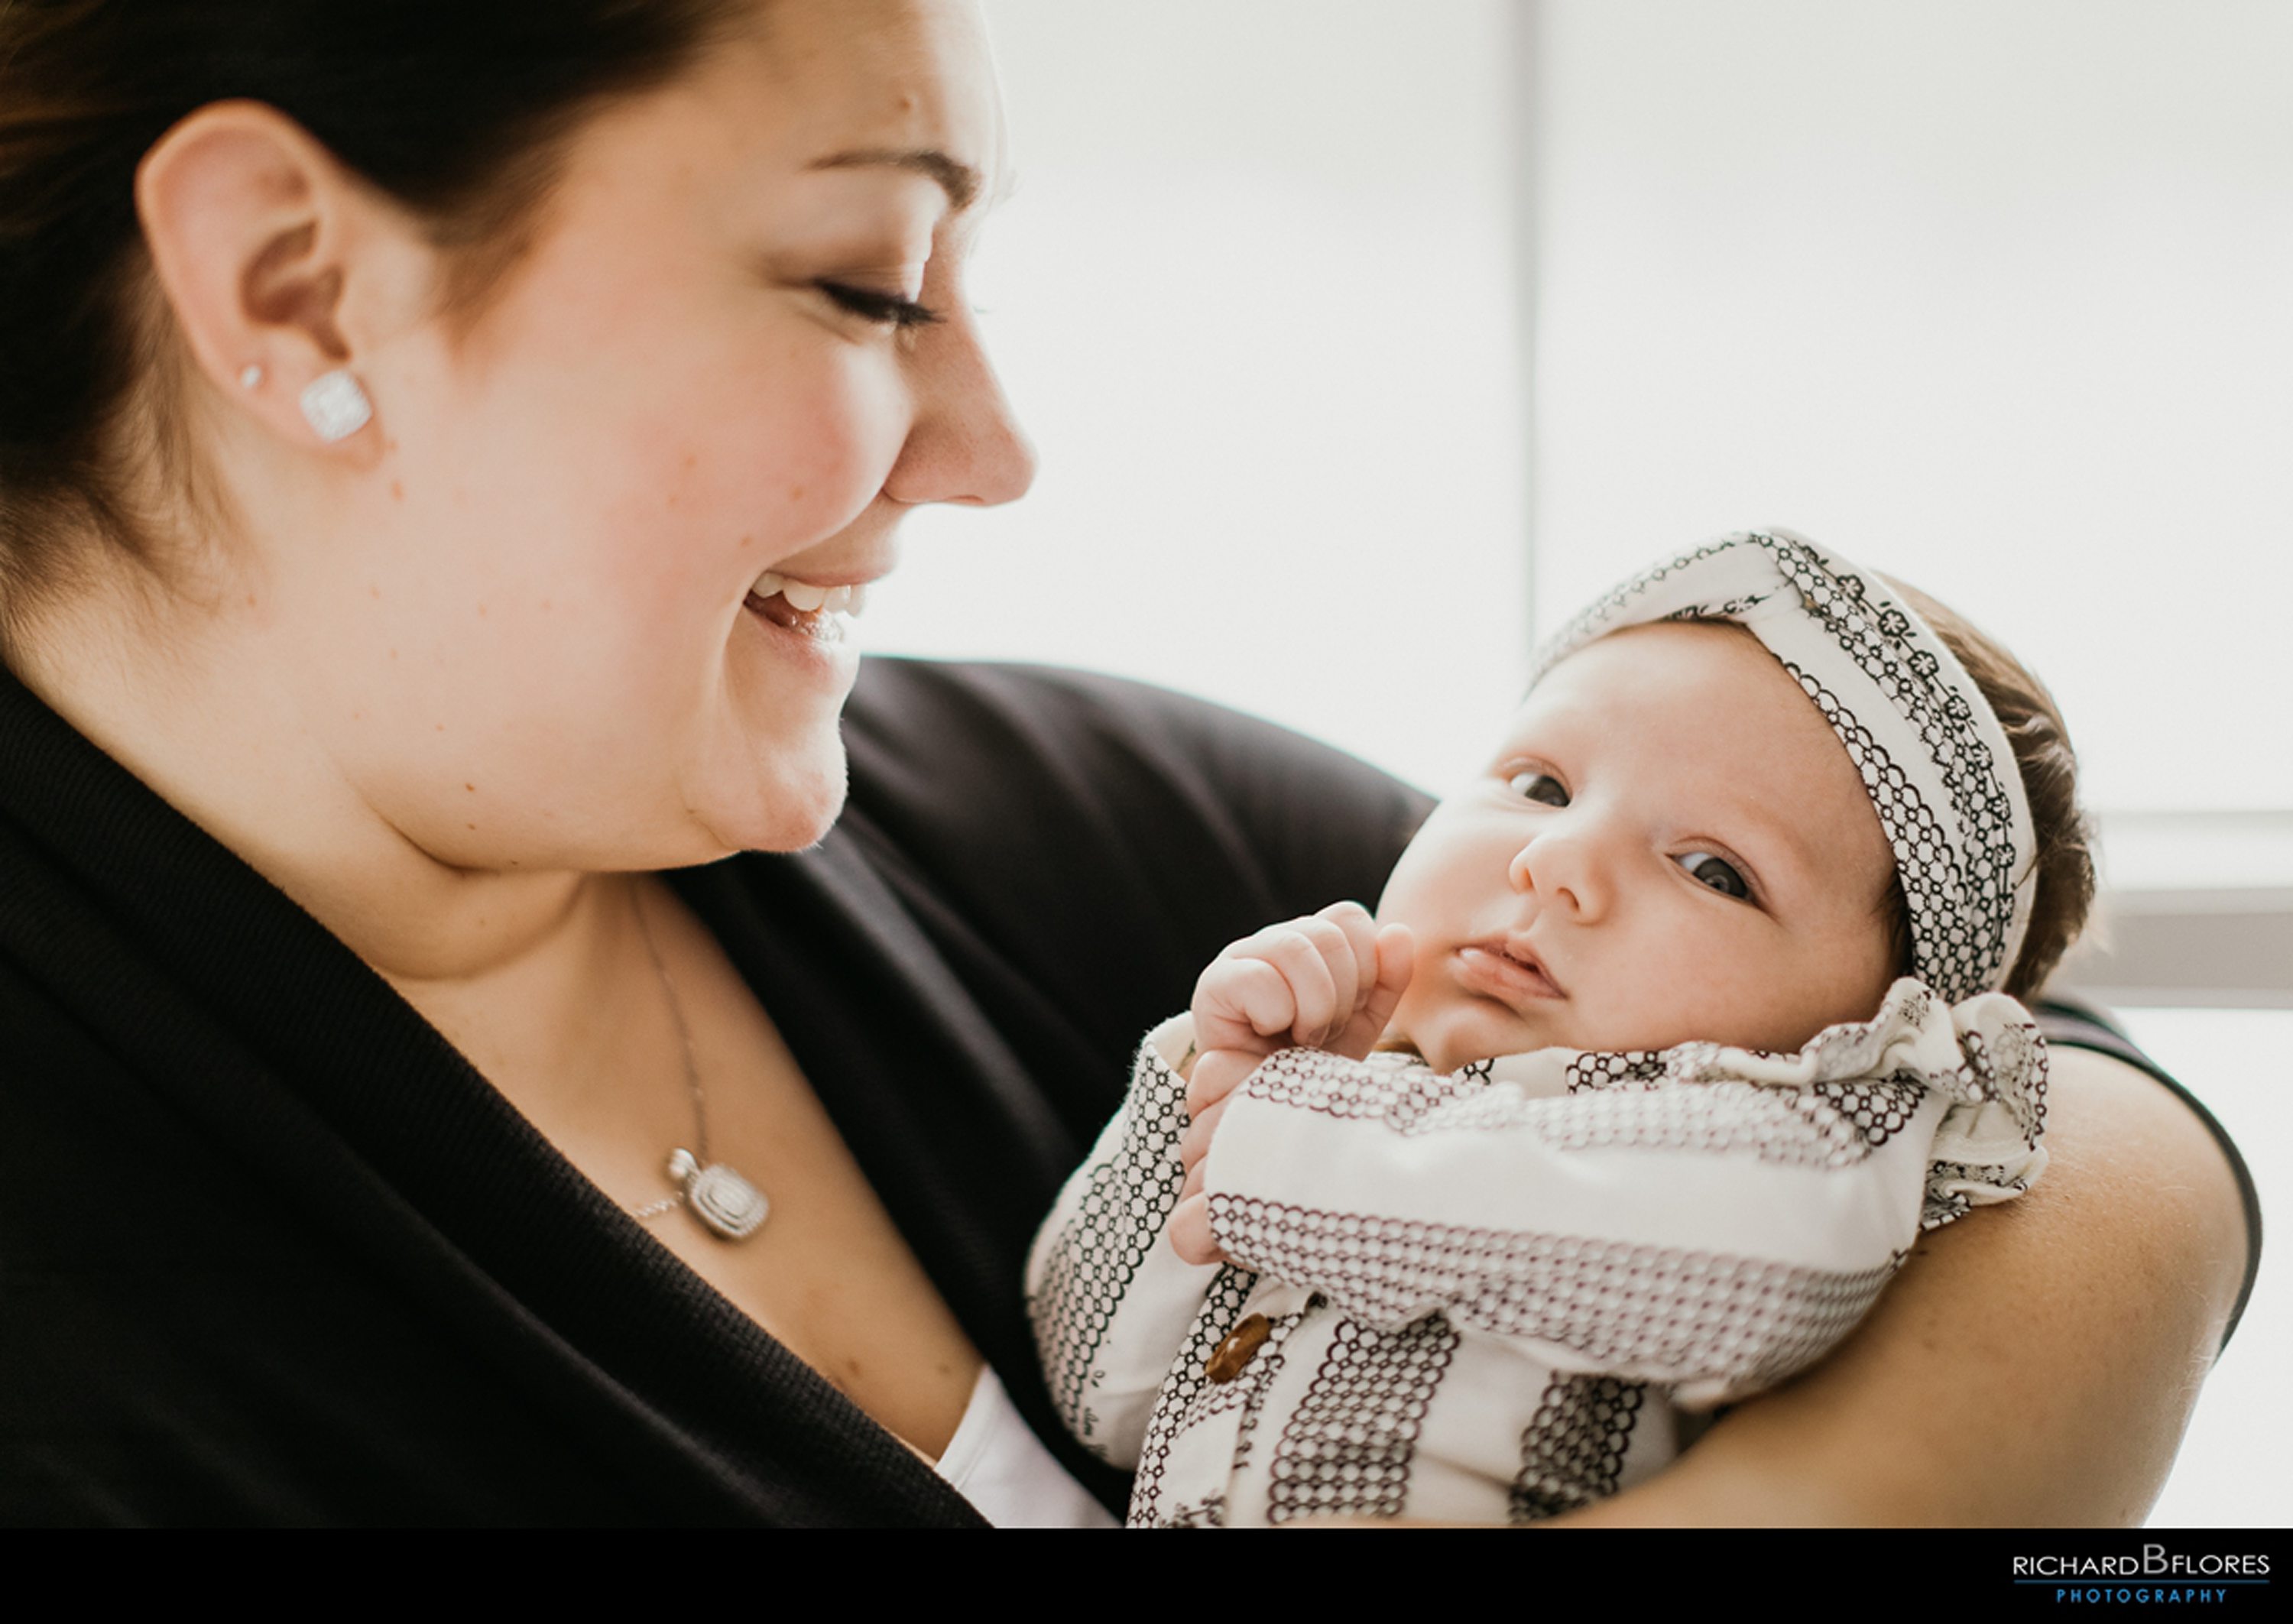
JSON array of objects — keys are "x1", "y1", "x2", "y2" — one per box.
[{"x1": 1510, "y1": 825, "x2": 1612, "y2": 922}]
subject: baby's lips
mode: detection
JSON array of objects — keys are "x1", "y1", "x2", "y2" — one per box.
[
  {"x1": 1492, "y1": 930, "x2": 1562, "y2": 984},
  {"x1": 1455, "y1": 937, "x2": 1567, "y2": 1003}
]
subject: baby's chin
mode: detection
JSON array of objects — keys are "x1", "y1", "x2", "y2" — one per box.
[
  {"x1": 1387, "y1": 1000, "x2": 1902, "y2": 1071},
  {"x1": 1380, "y1": 1007, "x2": 1572, "y2": 1075},
  {"x1": 1385, "y1": 1003, "x2": 1837, "y2": 1073}
]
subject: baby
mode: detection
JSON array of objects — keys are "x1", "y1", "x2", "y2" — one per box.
[{"x1": 1026, "y1": 529, "x2": 2090, "y2": 1527}]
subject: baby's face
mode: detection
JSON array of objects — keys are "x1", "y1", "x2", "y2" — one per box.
[{"x1": 1377, "y1": 621, "x2": 1900, "y2": 1071}]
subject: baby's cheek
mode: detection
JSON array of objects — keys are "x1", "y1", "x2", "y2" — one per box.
[
  {"x1": 1715, "y1": 953, "x2": 1891, "y2": 1054},
  {"x1": 1808, "y1": 932, "x2": 1904, "y2": 1038},
  {"x1": 1617, "y1": 932, "x2": 1795, "y2": 1053}
]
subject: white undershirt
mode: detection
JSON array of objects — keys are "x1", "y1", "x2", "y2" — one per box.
[{"x1": 933, "y1": 1365, "x2": 1117, "y2": 1528}]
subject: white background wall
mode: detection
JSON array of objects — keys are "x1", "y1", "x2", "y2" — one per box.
[
  {"x1": 871, "y1": 0, "x2": 1531, "y2": 799},
  {"x1": 1530, "y1": 0, "x2": 2293, "y2": 817}
]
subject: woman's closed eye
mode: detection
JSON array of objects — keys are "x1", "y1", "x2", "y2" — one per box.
[
  {"x1": 1507, "y1": 770, "x2": 1569, "y2": 807},
  {"x1": 816, "y1": 280, "x2": 942, "y2": 329},
  {"x1": 1674, "y1": 850, "x2": 1751, "y2": 901}
]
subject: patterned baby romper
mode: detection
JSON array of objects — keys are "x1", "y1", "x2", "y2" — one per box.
[{"x1": 1026, "y1": 978, "x2": 2048, "y2": 1526}]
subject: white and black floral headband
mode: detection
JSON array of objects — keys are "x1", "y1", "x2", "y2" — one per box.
[{"x1": 1529, "y1": 528, "x2": 2037, "y2": 1003}]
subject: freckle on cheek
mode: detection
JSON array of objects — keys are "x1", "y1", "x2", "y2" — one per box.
[
  {"x1": 787, "y1": 485, "x2": 805, "y2": 503},
  {"x1": 390, "y1": 479, "x2": 404, "y2": 503}
]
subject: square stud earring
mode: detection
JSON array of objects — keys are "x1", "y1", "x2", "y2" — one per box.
[{"x1": 300, "y1": 369, "x2": 373, "y2": 443}]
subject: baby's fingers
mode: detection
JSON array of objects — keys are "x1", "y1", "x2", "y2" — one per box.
[
  {"x1": 1330, "y1": 924, "x2": 1416, "y2": 1060},
  {"x1": 1224, "y1": 925, "x2": 1344, "y2": 1046},
  {"x1": 1169, "y1": 1185, "x2": 1229, "y2": 1268},
  {"x1": 1263, "y1": 923, "x2": 1348, "y2": 1045},
  {"x1": 1185, "y1": 1049, "x2": 1258, "y2": 1120},
  {"x1": 1178, "y1": 1094, "x2": 1229, "y2": 1172},
  {"x1": 1191, "y1": 957, "x2": 1303, "y2": 1055},
  {"x1": 1318, "y1": 901, "x2": 1383, "y2": 1006}
]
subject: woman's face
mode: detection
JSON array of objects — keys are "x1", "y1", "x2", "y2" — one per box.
[{"x1": 264, "y1": 0, "x2": 1030, "y2": 868}]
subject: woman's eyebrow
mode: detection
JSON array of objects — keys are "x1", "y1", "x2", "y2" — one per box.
[{"x1": 807, "y1": 147, "x2": 981, "y2": 212}]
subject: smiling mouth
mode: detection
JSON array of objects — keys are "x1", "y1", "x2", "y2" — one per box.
[
  {"x1": 744, "y1": 570, "x2": 871, "y2": 643},
  {"x1": 1452, "y1": 939, "x2": 1566, "y2": 1005}
]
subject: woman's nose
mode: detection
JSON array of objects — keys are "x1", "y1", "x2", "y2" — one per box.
[
  {"x1": 1508, "y1": 821, "x2": 1612, "y2": 922},
  {"x1": 884, "y1": 308, "x2": 1038, "y2": 509}
]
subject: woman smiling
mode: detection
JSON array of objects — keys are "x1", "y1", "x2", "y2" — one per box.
[{"x1": 0, "y1": 0, "x2": 2249, "y2": 1525}]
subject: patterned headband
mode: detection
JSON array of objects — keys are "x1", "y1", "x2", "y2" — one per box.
[{"x1": 1529, "y1": 528, "x2": 2037, "y2": 1003}]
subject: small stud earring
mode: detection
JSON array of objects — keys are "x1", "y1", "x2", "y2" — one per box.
[
  {"x1": 238, "y1": 364, "x2": 264, "y2": 390},
  {"x1": 299, "y1": 369, "x2": 372, "y2": 443}
]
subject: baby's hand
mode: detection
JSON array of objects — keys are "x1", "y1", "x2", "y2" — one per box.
[
  {"x1": 1189, "y1": 902, "x2": 1415, "y2": 1065},
  {"x1": 1169, "y1": 903, "x2": 1413, "y2": 1266}
]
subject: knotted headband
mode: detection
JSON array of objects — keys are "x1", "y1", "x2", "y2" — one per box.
[{"x1": 1529, "y1": 528, "x2": 2037, "y2": 1003}]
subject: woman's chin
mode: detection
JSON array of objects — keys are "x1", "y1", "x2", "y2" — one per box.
[
  {"x1": 696, "y1": 734, "x2": 851, "y2": 855},
  {"x1": 701, "y1": 627, "x2": 862, "y2": 853}
]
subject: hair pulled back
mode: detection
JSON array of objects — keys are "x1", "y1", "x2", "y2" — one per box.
[{"x1": 0, "y1": 0, "x2": 738, "y2": 646}]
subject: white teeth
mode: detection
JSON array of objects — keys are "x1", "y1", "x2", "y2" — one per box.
[{"x1": 746, "y1": 570, "x2": 872, "y2": 618}]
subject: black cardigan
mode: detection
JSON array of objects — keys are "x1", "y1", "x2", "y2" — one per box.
[{"x1": 0, "y1": 657, "x2": 2258, "y2": 1525}]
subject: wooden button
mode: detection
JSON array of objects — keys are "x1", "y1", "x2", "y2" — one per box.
[{"x1": 1204, "y1": 1313, "x2": 1272, "y2": 1384}]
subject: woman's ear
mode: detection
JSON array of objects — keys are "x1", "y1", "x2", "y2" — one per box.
[{"x1": 135, "y1": 101, "x2": 416, "y2": 447}]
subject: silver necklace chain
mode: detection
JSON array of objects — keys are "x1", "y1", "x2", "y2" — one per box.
[{"x1": 624, "y1": 883, "x2": 770, "y2": 1240}]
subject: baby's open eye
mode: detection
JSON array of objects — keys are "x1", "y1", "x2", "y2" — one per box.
[
  {"x1": 1675, "y1": 851, "x2": 1750, "y2": 900},
  {"x1": 1507, "y1": 770, "x2": 1568, "y2": 807}
]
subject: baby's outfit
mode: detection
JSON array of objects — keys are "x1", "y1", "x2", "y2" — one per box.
[
  {"x1": 1026, "y1": 978, "x2": 2047, "y2": 1526},
  {"x1": 1029, "y1": 528, "x2": 2058, "y2": 1526}
]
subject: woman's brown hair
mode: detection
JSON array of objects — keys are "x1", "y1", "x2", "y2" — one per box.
[
  {"x1": 1880, "y1": 575, "x2": 2097, "y2": 999},
  {"x1": 0, "y1": 0, "x2": 740, "y2": 652}
]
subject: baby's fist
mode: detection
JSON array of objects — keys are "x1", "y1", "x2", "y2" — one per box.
[{"x1": 1190, "y1": 902, "x2": 1414, "y2": 1064}]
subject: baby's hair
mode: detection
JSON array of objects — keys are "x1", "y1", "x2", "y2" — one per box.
[{"x1": 1877, "y1": 575, "x2": 2097, "y2": 999}]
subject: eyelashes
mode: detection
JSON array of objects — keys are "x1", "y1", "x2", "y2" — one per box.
[
  {"x1": 816, "y1": 280, "x2": 943, "y2": 329},
  {"x1": 1505, "y1": 768, "x2": 1569, "y2": 806},
  {"x1": 1502, "y1": 763, "x2": 1763, "y2": 906},
  {"x1": 1673, "y1": 850, "x2": 1753, "y2": 901}
]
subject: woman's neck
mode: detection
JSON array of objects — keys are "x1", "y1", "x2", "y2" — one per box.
[{"x1": 11, "y1": 573, "x2": 633, "y2": 1071}]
